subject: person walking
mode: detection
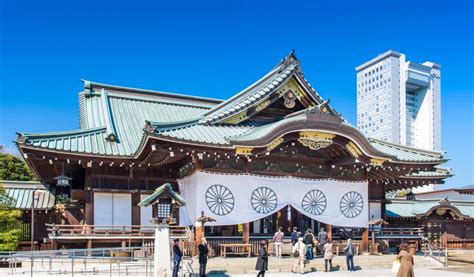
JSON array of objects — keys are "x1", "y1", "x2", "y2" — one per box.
[
  {"x1": 172, "y1": 239, "x2": 183, "y2": 277},
  {"x1": 198, "y1": 237, "x2": 209, "y2": 277},
  {"x1": 291, "y1": 237, "x2": 306, "y2": 274},
  {"x1": 396, "y1": 244, "x2": 415, "y2": 277},
  {"x1": 255, "y1": 240, "x2": 269, "y2": 277},
  {"x1": 323, "y1": 239, "x2": 334, "y2": 272},
  {"x1": 344, "y1": 238, "x2": 356, "y2": 272},
  {"x1": 273, "y1": 226, "x2": 284, "y2": 258},
  {"x1": 291, "y1": 226, "x2": 298, "y2": 245},
  {"x1": 304, "y1": 229, "x2": 315, "y2": 260},
  {"x1": 318, "y1": 227, "x2": 328, "y2": 257}
]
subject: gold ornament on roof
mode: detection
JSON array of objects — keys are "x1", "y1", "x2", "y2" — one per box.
[
  {"x1": 283, "y1": 90, "x2": 297, "y2": 109},
  {"x1": 297, "y1": 131, "x2": 335, "y2": 151}
]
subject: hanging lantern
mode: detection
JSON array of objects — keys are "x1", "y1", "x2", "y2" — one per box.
[{"x1": 54, "y1": 163, "x2": 72, "y2": 187}]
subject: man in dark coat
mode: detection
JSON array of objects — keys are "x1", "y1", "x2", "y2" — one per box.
[
  {"x1": 255, "y1": 240, "x2": 268, "y2": 277},
  {"x1": 172, "y1": 239, "x2": 183, "y2": 277},
  {"x1": 198, "y1": 237, "x2": 209, "y2": 277},
  {"x1": 290, "y1": 226, "x2": 298, "y2": 245},
  {"x1": 304, "y1": 229, "x2": 315, "y2": 260}
]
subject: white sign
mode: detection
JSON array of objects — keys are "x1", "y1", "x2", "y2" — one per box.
[{"x1": 179, "y1": 171, "x2": 368, "y2": 228}]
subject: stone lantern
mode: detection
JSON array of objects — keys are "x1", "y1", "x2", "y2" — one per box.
[{"x1": 138, "y1": 183, "x2": 187, "y2": 277}]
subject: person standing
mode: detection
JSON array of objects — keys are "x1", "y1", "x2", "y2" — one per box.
[
  {"x1": 344, "y1": 238, "x2": 355, "y2": 272},
  {"x1": 291, "y1": 237, "x2": 306, "y2": 274},
  {"x1": 291, "y1": 226, "x2": 298, "y2": 245},
  {"x1": 255, "y1": 240, "x2": 269, "y2": 277},
  {"x1": 304, "y1": 229, "x2": 315, "y2": 260},
  {"x1": 172, "y1": 239, "x2": 183, "y2": 277},
  {"x1": 198, "y1": 237, "x2": 209, "y2": 277},
  {"x1": 318, "y1": 227, "x2": 328, "y2": 257},
  {"x1": 273, "y1": 226, "x2": 284, "y2": 258},
  {"x1": 396, "y1": 244, "x2": 415, "y2": 277},
  {"x1": 323, "y1": 239, "x2": 334, "y2": 272}
]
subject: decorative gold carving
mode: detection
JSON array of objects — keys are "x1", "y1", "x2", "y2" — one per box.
[
  {"x1": 235, "y1": 147, "x2": 253, "y2": 155},
  {"x1": 222, "y1": 110, "x2": 248, "y2": 124},
  {"x1": 255, "y1": 99, "x2": 271, "y2": 112},
  {"x1": 299, "y1": 140, "x2": 332, "y2": 150},
  {"x1": 370, "y1": 158, "x2": 386, "y2": 166},
  {"x1": 283, "y1": 90, "x2": 296, "y2": 108},
  {"x1": 346, "y1": 141, "x2": 362, "y2": 158},
  {"x1": 298, "y1": 131, "x2": 335, "y2": 151},
  {"x1": 299, "y1": 131, "x2": 336, "y2": 141},
  {"x1": 266, "y1": 137, "x2": 284, "y2": 152}
]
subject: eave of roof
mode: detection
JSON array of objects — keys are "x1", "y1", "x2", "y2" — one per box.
[
  {"x1": 138, "y1": 183, "x2": 186, "y2": 207},
  {"x1": 368, "y1": 138, "x2": 446, "y2": 163},
  {"x1": 0, "y1": 180, "x2": 55, "y2": 210},
  {"x1": 385, "y1": 198, "x2": 474, "y2": 218}
]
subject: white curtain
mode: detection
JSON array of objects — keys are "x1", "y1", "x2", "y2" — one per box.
[{"x1": 179, "y1": 171, "x2": 368, "y2": 228}]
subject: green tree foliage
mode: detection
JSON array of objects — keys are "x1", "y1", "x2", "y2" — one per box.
[
  {"x1": 0, "y1": 185, "x2": 22, "y2": 251},
  {"x1": 0, "y1": 153, "x2": 36, "y2": 181}
]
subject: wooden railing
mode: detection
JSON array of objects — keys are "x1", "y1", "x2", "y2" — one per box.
[
  {"x1": 45, "y1": 224, "x2": 189, "y2": 240},
  {"x1": 380, "y1": 227, "x2": 424, "y2": 237},
  {"x1": 350, "y1": 227, "x2": 424, "y2": 238},
  {"x1": 445, "y1": 239, "x2": 474, "y2": 249}
]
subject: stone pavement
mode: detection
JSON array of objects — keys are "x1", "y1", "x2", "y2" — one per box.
[{"x1": 223, "y1": 268, "x2": 472, "y2": 276}]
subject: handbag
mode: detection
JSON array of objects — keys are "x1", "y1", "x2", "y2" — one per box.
[
  {"x1": 391, "y1": 260, "x2": 400, "y2": 273},
  {"x1": 293, "y1": 242, "x2": 301, "y2": 257}
]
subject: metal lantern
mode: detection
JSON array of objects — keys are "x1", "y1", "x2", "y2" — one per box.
[{"x1": 54, "y1": 163, "x2": 72, "y2": 187}]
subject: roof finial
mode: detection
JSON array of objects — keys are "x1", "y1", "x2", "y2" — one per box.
[
  {"x1": 278, "y1": 50, "x2": 299, "y2": 72},
  {"x1": 288, "y1": 49, "x2": 297, "y2": 62}
]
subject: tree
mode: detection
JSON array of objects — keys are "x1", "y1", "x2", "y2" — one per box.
[
  {"x1": 0, "y1": 185, "x2": 22, "y2": 251},
  {"x1": 0, "y1": 153, "x2": 36, "y2": 181}
]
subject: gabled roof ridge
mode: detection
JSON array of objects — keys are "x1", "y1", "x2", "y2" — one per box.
[
  {"x1": 82, "y1": 79, "x2": 223, "y2": 105},
  {"x1": 18, "y1": 127, "x2": 106, "y2": 140},
  {"x1": 103, "y1": 90, "x2": 213, "y2": 109},
  {"x1": 146, "y1": 118, "x2": 202, "y2": 133},
  {"x1": 368, "y1": 137, "x2": 444, "y2": 157}
]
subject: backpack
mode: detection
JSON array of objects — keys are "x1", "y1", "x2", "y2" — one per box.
[{"x1": 293, "y1": 242, "x2": 301, "y2": 257}]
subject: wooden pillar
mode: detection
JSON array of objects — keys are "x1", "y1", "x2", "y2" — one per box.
[
  {"x1": 327, "y1": 224, "x2": 332, "y2": 241},
  {"x1": 362, "y1": 228, "x2": 369, "y2": 253},
  {"x1": 87, "y1": 239, "x2": 93, "y2": 256},
  {"x1": 85, "y1": 188, "x2": 94, "y2": 225},
  {"x1": 131, "y1": 191, "x2": 141, "y2": 225},
  {"x1": 195, "y1": 222, "x2": 203, "y2": 243},
  {"x1": 243, "y1": 223, "x2": 250, "y2": 244}
]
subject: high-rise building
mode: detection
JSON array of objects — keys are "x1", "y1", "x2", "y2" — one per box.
[{"x1": 356, "y1": 50, "x2": 441, "y2": 151}]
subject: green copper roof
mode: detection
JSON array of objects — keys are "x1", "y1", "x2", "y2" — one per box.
[
  {"x1": 199, "y1": 52, "x2": 325, "y2": 125},
  {"x1": 0, "y1": 180, "x2": 55, "y2": 210},
  {"x1": 386, "y1": 198, "x2": 474, "y2": 218},
  {"x1": 16, "y1": 52, "x2": 448, "y2": 169},
  {"x1": 138, "y1": 183, "x2": 186, "y2": 207},
  {"x1": 21, "y1": 87, "x2": 212, "y2": 156},
  {"x1": 369, "y1": 138, "x2": 445, "y2": 163}
]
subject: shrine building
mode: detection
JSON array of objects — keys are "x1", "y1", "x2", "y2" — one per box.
[{"x1": 16, "y1": 51, "x2": 451, "y2": 250}]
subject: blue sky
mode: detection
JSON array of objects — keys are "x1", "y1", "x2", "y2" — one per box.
[{"x1": 0, "y1": 0, "x2": 472, "y2": 188}]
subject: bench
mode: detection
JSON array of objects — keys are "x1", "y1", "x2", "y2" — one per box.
[{"x1": 219, "y1": 243, "x2": 253, "y2": 258}]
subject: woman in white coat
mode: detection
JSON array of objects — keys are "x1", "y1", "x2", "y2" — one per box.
[
  {"x1": 323, "y1": 239, "x2": 334, "y2": 272},
  {"x1": 291, "y1": 237, "x2": 306, "y2": 274}
]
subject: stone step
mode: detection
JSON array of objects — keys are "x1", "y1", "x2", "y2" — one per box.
[{"x1": 190, "y1": 255, "x2": 437, "y2": 274}]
